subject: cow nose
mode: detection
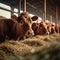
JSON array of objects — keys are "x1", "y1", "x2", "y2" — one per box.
[
  {"x1": 26, "y1": 30, "x2": 34, "y2": 37},
  {"x1": 31, "y1": 30, "x2": 34, "y2": 35},
  {"x1": 28, "y1": 30, "x2": 34, "y2": 35},
  {"x1": 28, "y1": 32, "x2": 31, "y2": 35}
]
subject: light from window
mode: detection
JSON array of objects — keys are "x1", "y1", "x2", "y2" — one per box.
[
  {"x1": 0, "y1": 9, "x2": 10, "y2": 18},
  {"x1": 0, "y1": 3, "x2": 11, "y2": 10}
]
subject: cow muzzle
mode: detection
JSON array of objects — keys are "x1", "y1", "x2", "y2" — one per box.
[{"x1": 25, "y1": 30, "x2": 34, "y2": 38}]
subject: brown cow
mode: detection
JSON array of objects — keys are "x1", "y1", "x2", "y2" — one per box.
[
  {"x1": 0, "y1": 17, "x2": 33, "y2": 42},
  {"x1": 0, "y1": 12, "x2": 38, "y2": 43},
  {"x1": 45, "y1": 22, "x2": 56, "y2": 34},
  {"x1": 32, "y1": 21, "x2": 49, "y2": 35},
  {"x1": 32, "y1": 19, "x2": 58, "y2": 35},
  {"x1": 14, "y1": 16, "x2": 34, "y2": 40},
  {"x1": 16, "y1": 12, "x2": 36, "y2": 39},
  {"x1": 0, "y1": 19, "x2": 15, "y2": 43}
]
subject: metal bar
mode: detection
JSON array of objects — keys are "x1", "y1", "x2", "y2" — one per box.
[
  {"x1": 27, "y1": 2, "x2": 36, "y2": 9},
  {"x1": 0, "y1": 7, "x2": 18, "y2": 14}
]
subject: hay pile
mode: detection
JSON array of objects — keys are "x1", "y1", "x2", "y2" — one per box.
[{"x1": 0, "y1": 34, "x2": 60, "y2": 60}]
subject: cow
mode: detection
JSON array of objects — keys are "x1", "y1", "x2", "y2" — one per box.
[
  {"x1": 14, "y1": 16, "x2": 34, "y2": 40},
  {"x1": 0, "y1": 19, "x2": 15, "y2": 43},
  {"x1": 45, "y1": 22, "x2": 56, "y2": 34},
  {"x1": 0, "y1": 12, "x2": 38, "y2": 43},
  {"x1": 32, "y1": 21, "x2": 49, "y2": 35},
  {"x1": 16, "y1": 12, "x2": 38, "y2": 39},
  {"x1": 32, "y1": 19, "x2": 58, "y2": 35},
  {"x1": 0, "y1": 18, "x2": 33, "y2": 43}
]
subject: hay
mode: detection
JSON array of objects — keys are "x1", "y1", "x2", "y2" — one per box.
[{"x1": 0, "y1": 34, "x2": 60, "y2": 60}]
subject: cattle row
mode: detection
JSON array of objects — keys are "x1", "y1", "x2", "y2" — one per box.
[{"x1": 0, "y1": 12, "x2": 60, "y2": 43}]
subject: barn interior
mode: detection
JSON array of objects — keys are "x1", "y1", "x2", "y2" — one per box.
[
  {"x1": 0, "y1": 0, "x2": 60, "y2": 24},
  {"x1": 0, "y1": 0, "x2": 60, "y2": 60}
]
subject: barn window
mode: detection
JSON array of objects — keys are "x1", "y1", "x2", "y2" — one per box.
[
  {"x1": 0, "y1": 9, "x2": 10, "y2": 18},
  {"x1": 0, "y1": 3, "x2": 11, "y2": 10}
]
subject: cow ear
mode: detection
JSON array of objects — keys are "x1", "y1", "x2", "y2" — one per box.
[{"x1": 31, "y1": 16, "x2": 38, "y2": 21}]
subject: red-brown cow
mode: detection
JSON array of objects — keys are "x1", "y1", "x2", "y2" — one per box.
[
  {"x1": 16, "y1": 12, "x2": 35, "y2": 39},
  {"x1": 0, "y1": 19, "x2": 15, "y2": 43},
  {"x1": 32, "y1": 18, "x2": 57, "y2": 35},
  {"x1": 45, "y1": 22, "x2": 56, "y2": 34},
  {"x1": 32, "y1": 21, "x2": 49, "y2": 35},
  {"x1": 0, "y1": 12, "x2": 37, "y2": 43}
]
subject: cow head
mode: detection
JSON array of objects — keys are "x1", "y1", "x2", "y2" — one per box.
[
  {"x1": 16, "y1": 12, "x2": 40, "y2": 38},
  {"x1": 38, "y1": 21, "x2": 48, "y2": 35},
  {"x1": 17, "y1": 12, "x2": 35, "y2": 38},
  {"x1": 32, "y1": 21, "x2": 48, "y2": 35}
]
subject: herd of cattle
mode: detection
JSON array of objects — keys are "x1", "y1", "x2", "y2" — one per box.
[{"x1": 0, "y1": 12, "x2": 60, "y2": 43}]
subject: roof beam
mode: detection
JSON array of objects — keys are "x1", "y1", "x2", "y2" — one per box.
[{"x1": 27, "y1": 2, "x2": 37, "y2": 9}]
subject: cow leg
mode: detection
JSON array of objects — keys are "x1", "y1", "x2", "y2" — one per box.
[
  {"x1": 16, "y1": 37, "x2": 20, "y2": 41},
  {"x1": 14, "y1": 35, "x2": 20, "y2": 41},
  {"x1": 22, "y1": 36, "x2": 26, "y2": 40},
  {"x1": 17, "y1": 36, "x2": 26, "y2": 41}
]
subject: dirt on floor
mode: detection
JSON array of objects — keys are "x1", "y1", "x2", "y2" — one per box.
[{"x1": 0, "y1": 34, "x2": 60, "y2": 60}]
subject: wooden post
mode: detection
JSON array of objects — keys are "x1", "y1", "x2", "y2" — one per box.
[
  {"x1": 44, "y1": 0, "x2": 46, "y2": 21},
  {"x1": 24, "y1": 0, "x2": 26, "y2": 12},
  {"x1": 18, "y1": 0, "x2": 21, "y2": 16},
  {"x1": 56, "y1": 6, "x2": 58, "y2": 26},
  {"x1": 43, "y1": 13, "x2": 44, "y2": 20},
  {"x1": 56, "y1": 6, "x2": 59, "y2": 33},
  {"x1": 50, "y1": 15, "x2": 52, "y2": 23}
]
